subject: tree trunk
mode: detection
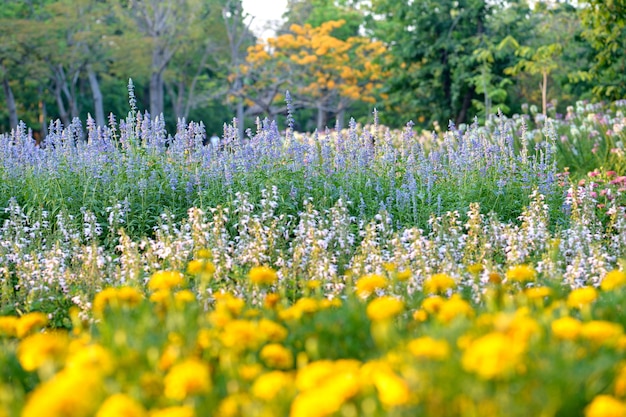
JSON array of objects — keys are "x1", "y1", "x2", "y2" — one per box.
[
  {"x1": 337, "y1": 108, "x2": 346, "y2": 130},
  {"x1": 54, "y1": 83, "x2": 70, "y2": 127},
  {"x1": 236, "y1": 99, "x2": 244, "y2": 140},
  {"x1": 150, "y1": 70, "x2": 164, "y2": 118},
  {"x1": 87, "y1": 65, "x2": 105, "y2": 128},
  {"x1": 1, "y1": 75, "x2": 18, "y2": 131},
  {"x1": 317, "y1": 102, "x2": 326, "y2": 132},
  {"x1": 541, "y1": 70, "x2": 548, "y2": 116},
  {"x1": 456, "y1": 90, "x2": 473, "y2": 125}
]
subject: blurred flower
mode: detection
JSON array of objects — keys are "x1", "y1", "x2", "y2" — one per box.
[
  {"x1": 149, "y1": 406, "x2": 195, "y2": 417},
  {"x1": 422, "y1": 296, "x2": 444, "y2": 314},
  {"x1": 17, "y1": 332, "x2": 68, "y2": 372},
  {"x1": 96, "y1": 393, "x2": 147, "y2": 417},
  {"x1": 424, "y1": 273, "x2": 456, "y2": 294},
  {"x1": 506, "y1": 265, "x2": 537, "y2": 283},
  {"x1": 260, "y1": 343, "x2": 294, "y2": 369},
  {"x1": 258, "y1": 319, "x2": 288, "y2": 342},
  {"x1": 264, "y1": 293, "x2": 280, "y2": 309},
  {"x1": 467, "y1": 263, "x2": 484, "y2": 275},
  {"x1": 580, "y1": 321, "x2": 624, "y2": 346},
  {"x1": 461, "y1": 332, "x2": 523, "y2": 379},
  {"x1": 551, "y1": 316, "x2": 582, "y2": 341},
  {"x1": 366, "y1": 296, "x2": 404, "y2": 322},
  {"x1": 567, "y1": 287, "x2": 598, "y2": 309},
  {"x1": 355, "y1": 274, "x2": 387, "y2": 298},
  {"x1": 251, "y1": 371, "x2": 293, "y2": 400},
  {"x1": 601, "y1": 270, "x2": 626, "y2": 291},
  {"x1": 396, "y1": 269, "x2": 412, "y2": 281},
  {"x1": 525, "y1": 286, "x2": 552, "y2": 300},
  {"x1": 21, "y1": 369, "x2": 102, "y2": 417},
  {"x1": 0, "y1": 316, "x2": 18, "y2": 337},
  {"x1": 93, "y1": 287, "x2": 143, "y2": 317},
  {"x1": 173, "y1": 290, "x2": 195, "y2": 307},
  {"x1": 249, "y1": 266, "x2": 278, "y2": 285},
  {"x1": 164, "y1": 358, "x2": 211, "y2": 400},
  {"x1": 408, "y1": 336, "x2": 450, "y2": 360},
  {"x1": 148, "y1": 271, "x2": 184, "y2": 292},
  {"x1": 16, "y1": 312, "x2": 48, "y2": 338},
  {"x1": 372, "y1": 369, "x2": 410, "y2": 406},
  {"x1": 437, "y1": 295, "x2": 474, "y2": 323},
  {"x1": 66, "y1": 343, "x2": 114, "y2": 376},
  {"x1": 585, "y1": 395, "x2": 626, "y2": 417}
]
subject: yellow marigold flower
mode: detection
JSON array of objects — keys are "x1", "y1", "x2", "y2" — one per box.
[
  {"x1": 216, "y1": 293, "x2": 245, "y2": 316},
  {"x1": 186, "y1": 260, "x2": 203, "y2": 275},
  {"x1": 16, "y1": 312, "x2": 48, "y2": 338},
  {"x1": 0, "y1": 316, "x2": 18, "y2": 337},
  {"x1": 149, "y1": 406, "x2": 195, "y2": 417},
  {"x1": 413, "y1": 309, "x2": 428, "y2": 322},
  {"x1": 96, "y1": 393, "x2": 147, "y2": 417},
  {"x1": 295, "y1": 297, "x2": 319, "y2": 314},
  {"x1": 602, "y1": 270, "x2": 626, "y2": 291},
  {"x1": 296, "y1": 360, "x2": 336, "y2": 391},
  {"x1": 264, "y1": 293, "x2": 280, "y2": 309},
  {"x1": 196, "y1": 248, "x2": 212, "y2": 259},
  {"x1": 551, "y1": 316, "x2": 582, "y2": 341},
  {"x1": 467, "y1": 263, "x2": 484, "y2": 275},
  {"x1": 422, "y1": 296, "x2": 444, "y2": 314},
  {"x1": 366, "y1": 296, "x2": 404, "y2": 322},
  {"x1": 186, "y1": 259, "x2": 215, "y2": 276},
  {"x1": 615, "y1": 364, "x2": 626, "y2": 397},
  {"x1": 585, "y1": 395, "x2": 626, "y2": 417},
  {"x1": 150, "y1": 289, "x2": 171, "y2": 306},
  {"x1": 580, "y1": 321, "x2": 624, "y2": 345},
  {"x1": 174, "y1": 290, "x2": 196, "y2": 307},
  {"x1": 292, "y1": 368, "x2": 360, "y2": 417},
  {"x1": 488, "y1": 272, "x2": 502, "y2": 284},
  {"x1": 66, "y1": 343, "x2": 114, "y2": 375},
  {"x1": 248, "y1": 266, "x2": 278, "y2": 285},
  {"x1": 396, "y1": 269, "x2": 412, "y2": 281},
  {"x1": 116, "y1": 286, "x2": 143, "y2": 304},
  {"x1": 525, "y1": 286, "x2": 552, "y2": 300},
  {"x1": 423, "y1": 273, "x2": 456, "y2": 294},
  {"x1": 239, "y1": 363, "x2": 263, "y2": 381},
  {"x1": 355, "y1": 274, "x2": 387, "y2": 298},
  {"x1": 21, "y1": 369, "x2": 101, "y2": 417},
  {"x1": 437, "y1": 295, "x2": 474, "y2": 323},
  {"x1": 260, "y1": 343, "x2": 294, "y2": 369},
  {"x1": 383, "y1": 262, "x2": 396, "y2": 272},
  {"x1": 372, "y1": 370, "x2": 410, "y2": 406},
  {"x1": 219, "y1": 320, "x2": 261, "y2": 350},
  {"x1": 408, "y1": 336, "x2": 450, "y2": 360},
  {"x1": 93, "y1": 287, "x2": 143, "y2": 317},
  {"x1": 567, "y1": 287, "x2": 598, "y2": 309},
  {"x1": 258, "y1": 318, "x2": 288, "y2": 342},
  {"x1": 17, "y1": 332, "x2": 68, "y2": 372},
  {"x1": 218, "y1": 393, "x2": 252, "y2": 417},
  {"x1": 251, "y1": 371, "x2": 293, "y2": 400},
  {"x1": 306, "y1": 280, "x2": 321, "y2": 289},
  {"x1": 148, "y1": 270, "x2": 184, "y2": 292},
  {"x1": 290, "y1": 390, "x2": 340, "y2": 417},
  {"x1": 164, "y1": 358, "x2": 211, "y2": 400},
  {"x1": 505, "y1": 264, "x2": 537, "y2": 283},
  {"x1": 461, "y1": 332, "x2": 523, "y2": 379}
]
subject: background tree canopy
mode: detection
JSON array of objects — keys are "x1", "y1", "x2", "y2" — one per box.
[{"x1": 0, "y1": 0, "x2": 624, "y2": 136}]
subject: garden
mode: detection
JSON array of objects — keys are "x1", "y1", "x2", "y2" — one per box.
[{"x1": 1, "y1": 95, "x2": 625, "y2": 416}]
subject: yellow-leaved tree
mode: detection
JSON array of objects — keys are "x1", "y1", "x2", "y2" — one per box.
[{"x1": 238, "y1": 19, "x2": 388, "y2": 131}]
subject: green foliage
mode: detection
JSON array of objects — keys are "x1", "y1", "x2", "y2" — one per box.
[{"x1": 580, "y1": 0, "x2": 626, "y2": 100}]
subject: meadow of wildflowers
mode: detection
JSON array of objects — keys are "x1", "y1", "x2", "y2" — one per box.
[{"x1": 0, "y1": 99, "x2": 625, "y2": 416}]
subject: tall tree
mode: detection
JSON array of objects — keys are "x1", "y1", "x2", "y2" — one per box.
[
  {"x1": 580, "y1": 0, "x2": 626, "y2": 100},
  {"x1": 241, "y1": 19, "x2": 387, "y2": 130},
  {"x1": 116, "y1": 0, "x2": 203, "y2": 118},
  {"x1": 368, "y1": 0, "x2": 491, "y2": 127}
]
